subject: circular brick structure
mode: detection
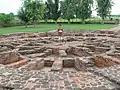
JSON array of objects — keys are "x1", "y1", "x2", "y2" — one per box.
[{"x1": 0, "y1": 30, "x2": 120, "y2": 90}]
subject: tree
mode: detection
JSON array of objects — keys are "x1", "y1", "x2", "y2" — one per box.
[
  {"x1": 76, "y1": 0, "x2": 93, "y2": 24},
  {"x1": 60, "y1": 0, "x2": 76, "y2": 23},
  {"x1": 30, "y1": 0, "x2": 43, "y2": 27},
  {"x1": 18, "y1": 7, "x2": 31, "y2": 28},
  {"x1": 43, "y1": 4, "x2": 48, "y2": 23},
  {"x1": 0, "y1": 13, "x2": 14, "y2": 27},
  {"x1": 46, "y1": 0, "x2": 61, "y2": 23},
  {"x1": 18, "y1": 0, "x2": 44, "y2": 27},
  {"x1": 96, "y1": 0, "x2": 114, "y2": 23}
]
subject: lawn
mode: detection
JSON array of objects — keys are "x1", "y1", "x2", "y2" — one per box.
[{"x1": 0, "y1": 24, "x2": 117, "y2": 35}]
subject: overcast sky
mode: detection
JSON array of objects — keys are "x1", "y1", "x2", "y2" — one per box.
[{"x1": 0, "y1": 0, "x2": 119, "y2": 15}]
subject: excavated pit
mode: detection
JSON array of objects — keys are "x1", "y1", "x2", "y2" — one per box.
[
  {"x1": 0, "y1": 51, "x2": 27, "y2": 68},
  {"x1": 0, "y1": 31, "x2": 120, "y2": 71}
]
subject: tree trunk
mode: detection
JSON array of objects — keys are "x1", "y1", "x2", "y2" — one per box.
[
  {"x1": 25, "y1": 23, "x2": 28, "y2": 28},
  {"x1": 34, "y1": 23, "x2": 35, "y2": 28},
  {"x1": 55, "y1": 20, "x2": 57, "y2": 24},
  {"x1": 82, "y1": 19, "x2": 85, "y2": 24},
  {"x1": 101, "y1": 18, "x2": 105, "y2": 24},
  {"x1": 68, "y1": 19, "x2": 70, "y2": 24},
  {"x1": 101, "y1": 17, "x2": 105, "y2": 24},
  {"x1": 45, "y1": 18, "x2": 48, "y2": 24},
  {"x1": 33, "y1": 21, "x2": 36, "y2": 28}
]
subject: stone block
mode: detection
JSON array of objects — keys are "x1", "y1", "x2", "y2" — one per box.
[
  {"x1": 80, "y1": 57, "x2": 94, "y2": 67},
  {"x1": 20, "y1": 59, "x2": 44, "y2": 70},
  {"x1": 0, "y1": 52, "x2": 21, "y2": 65},
  {"x1": 74, "y1": 58, "x2": 86, "y2": 71},
  {"x1": 44, "y1": 60, "x2": 54, "y2": 67},
  {"x1": 59, "y1": 50, "x2": 67, "y2": 57},
  {"x1": 52, "y1": 48, "x2": 59, "y2": 55},
  {"x1": 63, "y1": 58, "x2": 74, "y2": 67},
  {"x1": 86, "y1": 33, "x2": 95, "y2": 37},
  {"x1": 70, "y1": 46, "x2": 91, "y2": 57},
  {"x1": 51, "y1": 59, "x2": 62, "y2": 71},
  {"x1": 44, "y1": 49, "x2": 52, "y2": 56},
  {"x1": 18, "y1": 50, "x2": 36, "y2": 55},
  {"x1": 27, "y1": 53, "x2": 46, "y2": 58}
]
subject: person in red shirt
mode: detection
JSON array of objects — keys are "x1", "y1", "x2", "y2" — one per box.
[{"x1": 57, "y1": 24, "x2": 63, "y2": 42}]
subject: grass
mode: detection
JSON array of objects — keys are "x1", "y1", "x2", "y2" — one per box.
[{"x1": 0, "y1": 24, "x2": 117, "y2": 35}]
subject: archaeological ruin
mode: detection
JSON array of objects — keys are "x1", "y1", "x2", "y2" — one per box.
[{"x1": 0, "y1": 29, "x2": 120, "y2": 90}]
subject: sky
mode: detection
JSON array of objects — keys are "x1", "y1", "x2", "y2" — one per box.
[{"x1": 0, "y1": 0, "x2": 120, "y2": 15}]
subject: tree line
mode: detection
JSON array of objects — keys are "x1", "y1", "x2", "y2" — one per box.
[
  {"x1": 0, "y1": 0, "x2": 114, "y2": 27},
  {"x1": 0, "y1": 13, "x2": 14, "y2": 27}
]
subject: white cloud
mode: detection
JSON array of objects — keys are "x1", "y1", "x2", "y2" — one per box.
[
  {"x1": 0, "y1": 0, "x2": 22, "y2": 14},
  {"x1": 111, "y1": 0, "x2": 120, "y2": 15},
  {"x1": 0, "y1": 0, "x2": 119, "y2": 15}
]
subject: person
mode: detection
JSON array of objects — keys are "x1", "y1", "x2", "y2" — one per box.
[{"x1": 57, "y1": 24, "x2": 63, "y2": 42}]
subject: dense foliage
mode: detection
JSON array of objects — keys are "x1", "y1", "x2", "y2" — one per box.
[
  {"x1": 76, "y1": 0, "x2": 93, "y2": 24},
  {"x1": 60, "y1": 0, "x2": 76, "y2": 23},
  {"x1": 18, "y1": 0, "x2": 44, "y2": 27},
  {"x1": 96, "y1": 0, "x2": 114, "y2": 23},
  {"x1": 0, "y1": 0, "x2": 115, "y2": 27},
  {"x1": 18, "y1": 7, "x2": 30, "y2": 27},
  {"x1": 18, "y1": 0, "x2": 113, "y2": 25},
  {"x1": 45, "y1": 0, "x2": 61, "y2": 23},
  {"x1": 0, "y1": 13, "x2": 14, "y2": 27}
]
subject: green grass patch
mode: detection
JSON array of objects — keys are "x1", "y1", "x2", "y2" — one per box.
[{"x1": 0, "y1": 24, "x2": 117, "y2": 35}]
